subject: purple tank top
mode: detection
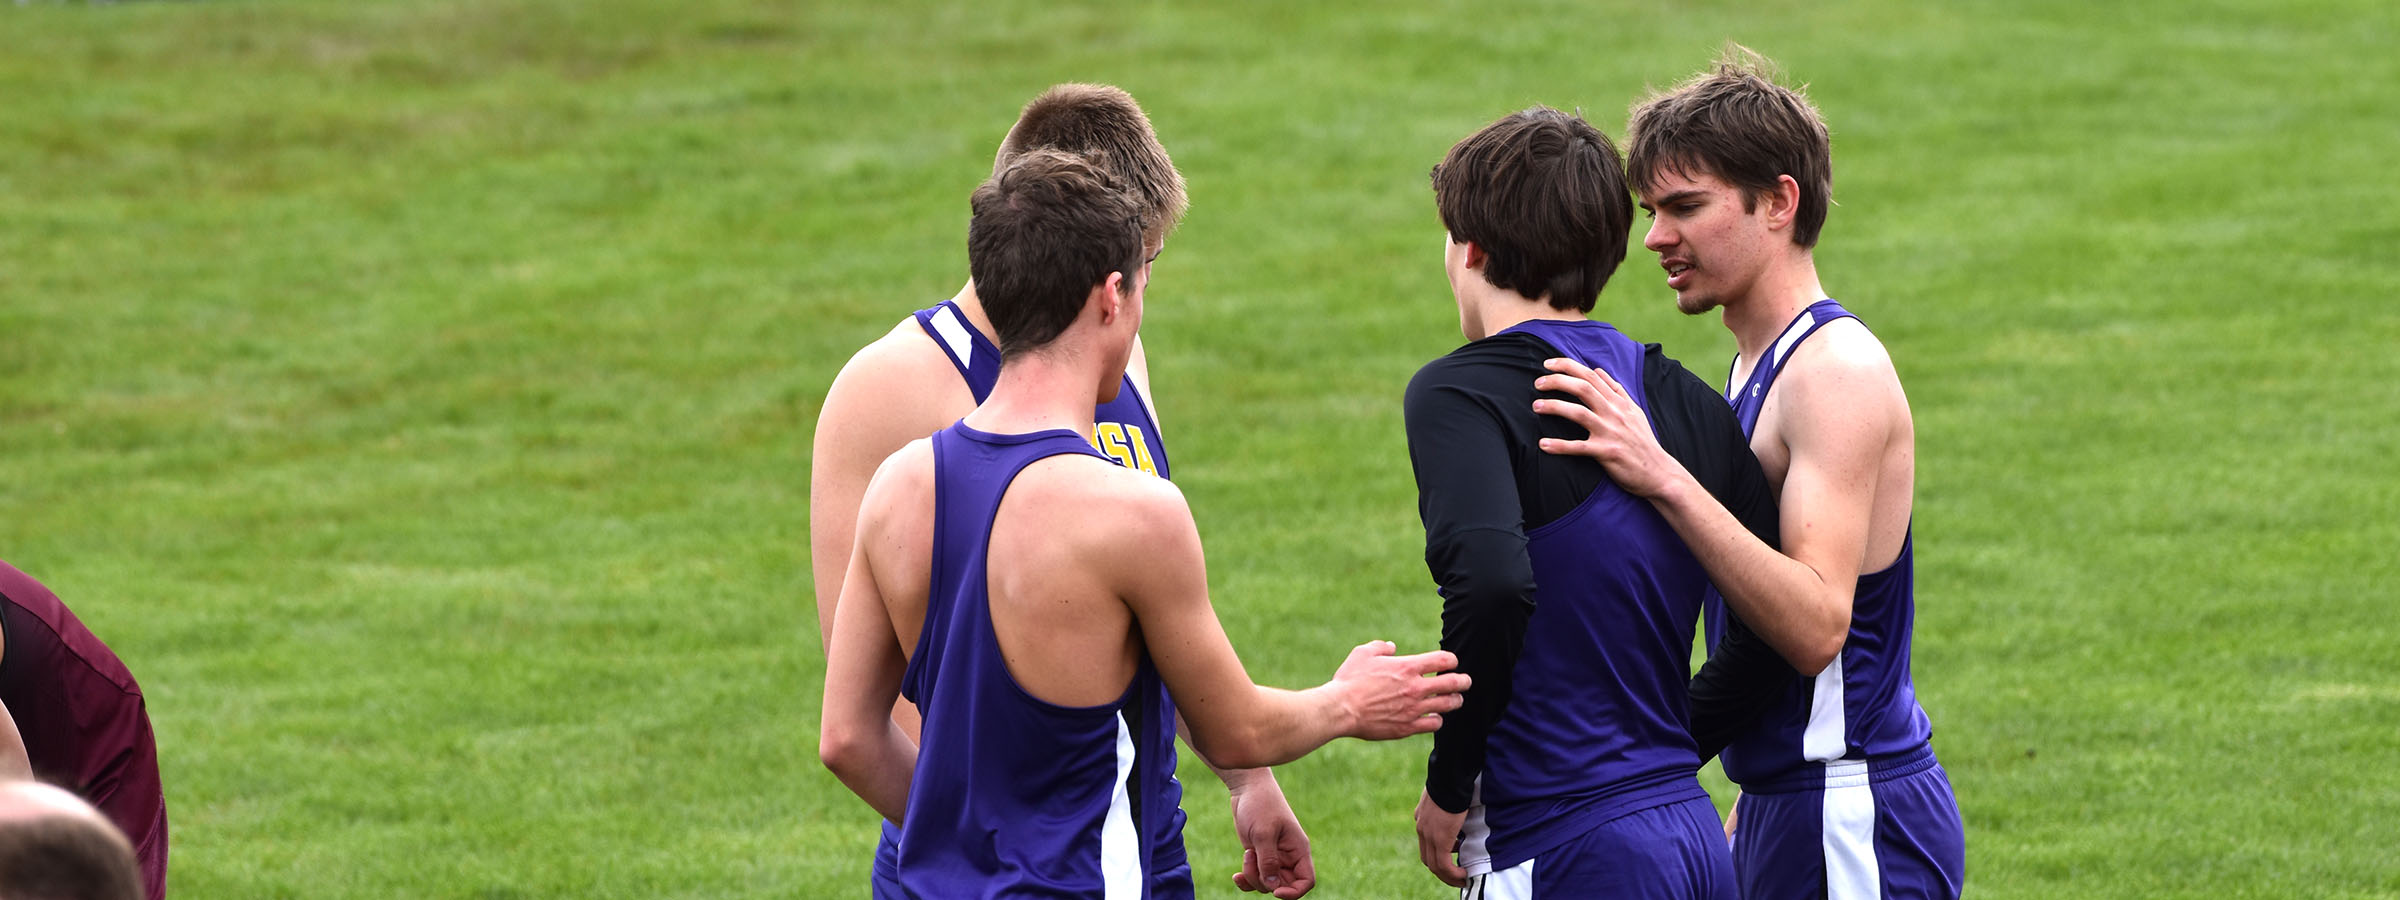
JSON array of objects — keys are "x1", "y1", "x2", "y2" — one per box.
[
  {"x1": 914, "y1": 300, "x2": 1170, "y2": 479},
  {"x1": 893, "y1": 424, "x2": 1188, "y2": 898},
  {"x1": 1475, "y1": 319, "x2": 1714, "y2": 869},
  {"x1": 1708, "y1": 299, "x2": 1936, "y2": 785}
]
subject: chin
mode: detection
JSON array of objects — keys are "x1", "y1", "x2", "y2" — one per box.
[{"x1": 1675, "y1": 292, "x2": 1720, "y2": 316}]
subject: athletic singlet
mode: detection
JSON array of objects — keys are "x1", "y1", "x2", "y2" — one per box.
[
  {"x1": 1708, "y1": 299, "x2": 1936, "y2": 786},
  {"x1": 1465, "y1": 319, "x2": 1715, "y2": 870},
  {"x1": 894, "y1": 425, "x2": 1186, "y2": 899},
  {"x1": 914, "y1": 300, "x2": 1171, "y2": 479}
]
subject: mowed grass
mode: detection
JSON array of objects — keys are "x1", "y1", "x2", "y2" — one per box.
[{"x1": 2, "y1": 0, "x2": 2395, "y2": 897}]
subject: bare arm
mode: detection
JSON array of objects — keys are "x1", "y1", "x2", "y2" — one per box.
[
  {"x1": 1112, "y1": 483, "x2": 1468, "y2": 770},
  {"x1": 818, "y1": 448, "x2": 933, "y2": 822},
  {"x1": 1176, "y1": 714, "x2": 1315, "y2": 898},
  {"x1": 809, "y1": 325, "x2": 975, "y2": 653},
  {"x1": 1533, "y1": 349, "x2": 1888, "y2": 675}
]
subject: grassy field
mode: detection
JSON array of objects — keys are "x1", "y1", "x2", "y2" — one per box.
[{"x1": 3, "y1": 0, "x2": 2396, "y2": 896}]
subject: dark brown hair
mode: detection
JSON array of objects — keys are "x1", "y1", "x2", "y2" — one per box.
[
  {"x1": 967, "y1": 149, "x2": 1145, "y2": 361},
  {"x1": 0, "y1": 814, "x2": 142, "y2": 900},
  {"x1": 1430, "y1": 106, "x2": 1632, "y2": 312},
  {"x1": 996, "y1": 84, "x2": 1188, "y2": 254},
  {"x1": 1627, "y1": 45, "x2": 1833, "y2": 248}
]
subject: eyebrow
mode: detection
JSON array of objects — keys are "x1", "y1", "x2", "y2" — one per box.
[{"x1": 1638, "y1": 190, "x2": 1708, "y2": 212}]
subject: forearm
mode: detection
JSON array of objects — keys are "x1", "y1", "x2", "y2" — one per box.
[
  {"x1": 1651, "y1": 474, "x2": 1847, "y2": 674},
  {"x1": 1185, "y1": 683, "x2": 1357, "y2": 771},
  {"x1": 1179, "y1": 711, "x2": 1276, "y2": 793},
  {"x1": 820, "y1": 715, "x2": 917, "y2": 823}
]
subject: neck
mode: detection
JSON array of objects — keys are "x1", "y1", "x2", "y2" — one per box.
[
  {"x1": 951, "y1": 281, "x2": 1000, "y2": 342},
  {"x1": 1721, "y1": 251, "x2": 1828, "y2": 363},
  {"x1": 1467, "y1": 287, "x2": 1586, "y2": 340},
  {"x1": 963, "y1": 344, "x2": 1103, "y2": 442}
]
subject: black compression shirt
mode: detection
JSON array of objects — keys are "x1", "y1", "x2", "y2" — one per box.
[{"x1": 1404, "y1": 329, "x2": 1793, "y2": 813}]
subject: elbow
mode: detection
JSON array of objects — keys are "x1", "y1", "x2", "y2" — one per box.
[
  {"x1": 819, "y1": 719, "x2": 867, "y2": 779},
  {"x1": 1189, "y1": 722, "x2": 1285, "y2": 771},
  {"x1": 1788, "y1": 630, "x2": 1848, "y2": 678}
]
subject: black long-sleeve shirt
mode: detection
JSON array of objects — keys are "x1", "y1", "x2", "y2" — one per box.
[{"x1": 1404, "y1": 330, "x2": 1792, "y2": 813}]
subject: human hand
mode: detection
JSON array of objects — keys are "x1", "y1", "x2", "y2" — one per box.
[
  {"x1": 1532, "y1": 356, "x2": 1682, "y2": 498},
  {"x1": 1330, "y1": 641, "x2": 1469, "y2": 740},
  {"x1": 1227, "y1": 771, "x2": 1314, "y2": 898},
  {"x1": 1413, "y1": 789, "x2": 1469, "y2": 887}
]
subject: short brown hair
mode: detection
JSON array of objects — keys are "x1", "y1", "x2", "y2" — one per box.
[
  {"x1": 1627, "y1": 45, "x2": 1833, "y2": 248},
  {"x1": 0, "y1": 814, "x2": 142, "y2": 900},
  {"x1": 1430, "y1": 106, "x2": 1632, "y2": 313},
  {"x1": 996, "y1": 84, "x2": 1188, "y2": 254},
  {"x1": 967, "y1": 149, "x2": 1145, "y2": 361}
]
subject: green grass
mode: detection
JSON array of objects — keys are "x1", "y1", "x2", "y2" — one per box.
[{"x1": 2, "y1": 0, "x2": 2396, "y2": 896}]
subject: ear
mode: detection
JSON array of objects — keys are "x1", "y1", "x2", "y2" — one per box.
[
  {"x1": 1762, "y1": 174, "x2": 1802, "y2": 232},
  {"x1": 1460, "y1": 240, "x2": 1489, "y2": 271},
  {"x1": 1093, "y1": 270, "x2": 1127, "y2": 324}
]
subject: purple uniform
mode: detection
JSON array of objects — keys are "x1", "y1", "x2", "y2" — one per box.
[
  {"x1": 1416, "y1": 320, "x2": 1737, "y2": 899},
  {"x1": 1709, "y1": 299, "x2": 1964, "y2": 900},
  {"x1": 892, "y1": 424, "x2": 1187, "y2": 899},
  {"x1": 0, "y1": 561, "x2": 168, "y2": 900},
  {"x1": 871, "y1": 300, "x2": 1184, "y2": 898}
]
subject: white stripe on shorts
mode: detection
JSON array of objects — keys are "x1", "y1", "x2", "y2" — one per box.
[
  {"x1": 1462, "y1": 857, "x2": 1534, "y2": 900},
  {"x1": 1822, "y1": 760, "x2": 1880, "y2": 900}
]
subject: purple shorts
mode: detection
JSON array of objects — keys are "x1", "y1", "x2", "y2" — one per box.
[
  {"x1": 1461, "y1": 795, "x2": 1736, "y2": 900},
  {"x1": 1730, "y1": 745, "x2": 1964, "y2": 900}
]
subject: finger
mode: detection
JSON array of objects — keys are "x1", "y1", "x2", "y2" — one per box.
[
  {"x1": 1408, "y1": 712, "x2": 1443, "y2": 735},
  {"x1": 1287, "y1": 848, "x2": 1316, "y2": 892},
  {"x1": 1530, "y1": 396, "x2": 1610, "y2": 432},
  {"x1": 1253, "y1": 843, "x2": 1282, "y2": 893},
  {"x1": 1534, "y1": 370, "x2": 1610, "y2": 407},
  {"x1": 1541, "y1": 355, "x2": 1602, "y2": 387},
  {"x1": 1435, "y1": 855, "x2": 1469, "y2": 888},
  {"x1": 1233, "y1": 847, "x2": 1261, "y2": 892},
  {"x1": 1352, "y1": 639, "x2": 1397, "y2": 661},
  {"x1": 1420, "y1": 672, "x2": 1474, "y2": 695},
  {"x1": 1395, "y1": 649, "x2": 1458, "y2": 674}
]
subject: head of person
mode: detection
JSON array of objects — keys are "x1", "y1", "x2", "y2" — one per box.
[
  {"x1": 0, "y1": 781, "x2": 142, "y2": 900},
  {"x1": 1429, "y1": 106, "x2": 1633, "y2": 339},
  {"x1": 967, "y1": 149, "x2": 1148, "y2": 395},
  {"x1": 995, "y1": 83, "x2": 1188, "y2": 261},
  {"x1": 1625, "y1": 46, "x2": 1833, "y2": 313}
]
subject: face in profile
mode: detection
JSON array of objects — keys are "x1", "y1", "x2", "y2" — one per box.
[{"x1": 1637, "y1": 168, "x2": 1780, "y2": 316}]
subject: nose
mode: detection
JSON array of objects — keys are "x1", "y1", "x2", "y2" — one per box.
[{"x1": 1643, "y1": 217, "x2": 1673, "y2": 253}]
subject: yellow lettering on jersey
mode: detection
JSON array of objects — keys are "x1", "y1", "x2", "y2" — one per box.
[
  {"x1": 1092, "y1": 423, "x2": 1159, "y2": 477},
  {"x1": 1125, "y1": 424, "x2": 1157, "y2": 477}
]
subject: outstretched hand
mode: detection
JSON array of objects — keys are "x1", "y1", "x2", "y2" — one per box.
[
  {"x1": 1228, "y1": 773, "x2": 1315, "y2": 898},
  {"x1": 1331, "y1": 640, "x2": 1469, "y2": 740},
  {"x1": 1532, "y1": 356, "x2": 1682, "y2": 498}
]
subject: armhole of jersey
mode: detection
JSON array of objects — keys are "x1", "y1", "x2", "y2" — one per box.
[{"x1": 915, "y1": 305, "x2": 978, "y2": 382}]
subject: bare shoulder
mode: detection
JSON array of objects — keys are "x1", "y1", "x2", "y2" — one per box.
[
  {"x1": 828, "y1": 318, "x2": 965, "y2": 412},
  {"x1": 1776, "y1": 316, "x2": 1909, "y2": 442},
  {"x1": 1014, "y1": 452, "x2": 1195, "y2": 548},
  {"x1": 855, "y1": 438, "x2": 937, "y2": 525},
  {"x1": 814, "y1": 318, "x2": 976, "y2": 475}
]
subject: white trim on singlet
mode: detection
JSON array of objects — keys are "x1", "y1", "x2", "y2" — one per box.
[
  {"x1": 1822, "y1": 760, "x2": 1881, "y2": 899},
  {"x1": 1728, "y1": 308, "x2": 1822, "y2": 404},
  {"x1": 1456, "y1": 777, "x2": 1493, "y2": 877},
  {"x1": 1804, "y1": 655, "x2": 1849, "y2": 762},
  {"x1": 929, "y1": 305, "x2": 977, "y2": 370},
  {"x1": 1100, "y1": 712, "x2": 1141, "y2": 899},
  {"x1": 1771, "y1": 310, "x2": 1819, "y2": 368}
]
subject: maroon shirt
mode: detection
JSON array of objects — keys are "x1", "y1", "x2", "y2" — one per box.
[{"x1": 0, "y1": 561, "x2": 166, "y2": 900}]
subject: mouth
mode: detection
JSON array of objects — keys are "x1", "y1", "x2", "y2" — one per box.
[{"x1": 1662, "y1": 260, "x2": 1693, "y2": 290}]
